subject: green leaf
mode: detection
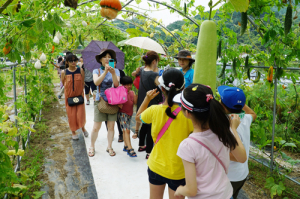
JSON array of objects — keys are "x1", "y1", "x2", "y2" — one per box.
[
  {"x1": 283, "y1": 142, "x2": 296, "y2": 148},
  {"x1": 280, "y1": 151, "x2": 291, "y2": 160},
  {"x1": 33, "y1": 191, "x2": 45, "y2": 199},
  {"x1": 265, "y1": 177, "x2": 275, "y2": 189},
  {"x1": 20, "y1": 19, "x2": 35, "y2": 27}
]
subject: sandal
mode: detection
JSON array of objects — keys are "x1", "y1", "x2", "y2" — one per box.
[
  {"x1": 145, "y1": 153, "x2": 150, "y2": 159},
  {"x1": 118, "y1": 135, "x2": 123, "y2": 142},
  {"x1": 127, "y1": 149, "x2": 137, "y2": 157},
  {"x1": 88, "y1": 147, "x2": 95, "y2": 157},
  {"x1": 106, "y1": 148, "x2": 116, "y2": 157},
  {"x1": 83, "y1": 130, "x2": 89, "y2": 137},
  {"x1": 123, "y1": 146, "x2": 129, "y2": 152},
  {"x1": 132, "y1": 130, "x2": 138, "y2": 139},
  {"x1": 138, "y1": 146, "x2": 147, "y2": 152}
]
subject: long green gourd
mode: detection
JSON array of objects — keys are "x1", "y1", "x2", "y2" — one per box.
[{"x1": 193, "y1": 20, "x2": 217, "y2": 94}]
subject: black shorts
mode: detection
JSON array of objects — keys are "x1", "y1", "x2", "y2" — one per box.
[
  {"x1": 84, "y1": 81, "x2": 96, "y2": 94},
  {"x1": 147, "y1": 167, "x2": 185, "y2": 191}
]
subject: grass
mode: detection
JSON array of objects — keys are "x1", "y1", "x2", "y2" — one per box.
[
  {"x1": 248, "y1": 159, "x2": 300, "y2": 198},
  {"x1": 10, "y1": 122, "x2": 50, "y2": 198},
  {"x1": 52, "y1": 68, "x2": 61, "y2": 84}
]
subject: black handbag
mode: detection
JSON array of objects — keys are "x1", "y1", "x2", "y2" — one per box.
[{"x1": 67, "y1": 95, "x2": 84, "y2": 106}]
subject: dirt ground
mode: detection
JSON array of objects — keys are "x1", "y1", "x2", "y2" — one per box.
[{"x1": 34, "y1": 84, "x2": 89, "y2": 199}]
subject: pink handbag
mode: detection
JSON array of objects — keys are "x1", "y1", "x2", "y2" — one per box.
[{"x1": 105, "y1": 86, "x2": 128, "y2": 105}]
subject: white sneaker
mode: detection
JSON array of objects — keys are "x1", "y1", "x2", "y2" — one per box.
[
  {"x1": 72, "y1": 134, "x2": 79, "y2": 140},
  {"x1": 86, "y1": 100, "x2": 90, "y2": 105}
]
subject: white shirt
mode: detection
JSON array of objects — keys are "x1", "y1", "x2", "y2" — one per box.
[{"x1": 227, "y1": 112, "x2": 253, "y2": 182}]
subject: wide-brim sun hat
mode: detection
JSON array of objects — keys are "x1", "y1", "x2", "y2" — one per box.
[
  {"x1": 95, "y1": 49, "x2": 117, "y2": 64},
  {"x1": 174, "y1": 50, "x2": 195, "y2": 63}
]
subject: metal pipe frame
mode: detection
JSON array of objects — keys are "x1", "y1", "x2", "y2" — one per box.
[
  {"x1": 62, "y1": 0, "x2": 199, "y2": 28},
  {"x1": 78, "y1": 9, "x2": 183, "y2": 48},
  {"x1": 270, "y1": 67, "x2": 277, "y2": 173},
  {"x1": 85, "y1": 0, "x2": 135, "y2": 37},
  {"x1": 216, "y1": 63, "x2": 300, "y2": 71},
  {"x1": 120, "y1": 9, "x2": 184, "y2": 48},
  {"x1": 112, "y1": 18, "x2": 161, "y2": 43},
  {"x1": 147, "y1": 0, "x2": 199, "y2": 27},
  {"x1": 249, "y1": 155, "x2": 300, "y2": 185}
]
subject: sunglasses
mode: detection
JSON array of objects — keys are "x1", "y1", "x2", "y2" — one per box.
[{"x1": 69, "y1": 60, "x2": 78, "y2": 63}]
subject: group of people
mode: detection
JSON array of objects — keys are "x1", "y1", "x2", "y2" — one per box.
[{"x1": 55, "y1": 48, "x2": 256, "y2": 199}]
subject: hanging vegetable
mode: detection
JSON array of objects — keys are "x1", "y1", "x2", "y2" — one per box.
[
  {"x1": 51, "y1": 45, "x2": 55, "y2": 53},
  {"x1": 232, "y1": 57, "x2": 237, "y2": 77},
  {"x1": 252, "y1": 71, "x2": 261, "y2": 83},
  {"x1": 53, "y1": 36, "x2": 59, "y2": 44},
  {"x1": 267, "y1": 66, "x2": 273, "y2": 83},
  {"x1": 3, "y1": 43, "x2": 12, "y2": 55},
  {"x1": 82, "y1": 21, "x2": 88, "y2": 27},
  {"x1": 193, "y1": 20, "x2": 217, "y2": 94},
  {"x1": 56, "y1": 32, "x2": 63, "y2": 40},
  {"x1": 218, "y1": 61, "x2": 226, "y2": 78},
  {"x1": 245, "y1": 55, "x2": 251, "y2": 80},
  {"x1": 25, "y1": 52, "x2": 31, "y2": 62},
  {"x1": 35, "y1": 60, "x2": 41, "y2": 69},
  {"x1": 64, "y1": 0, "x2": 78, "y2": 10},
  {"x1": 240, "y1": 11, "x2": 247, "y2": 36},
  {"x1": 284, "y1": 4, "x2": 292, "y2": 36},
  {"x1": 100, "y1": 0, "x2": 122, "y2": 20},
  {"x1": 39, "y1": 53, "x2": 46, "y2": 61}
]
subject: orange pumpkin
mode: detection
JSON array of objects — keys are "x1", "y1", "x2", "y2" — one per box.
[
  {"x1": 3, "y1": 43, "x2": 12, "y2": 55},
  {"x1": 100, "y1": 0, "x2": 122, "y2": 20}
]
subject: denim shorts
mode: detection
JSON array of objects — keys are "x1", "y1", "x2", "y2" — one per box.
[{"x1": 148, "y1": 167, "x2": 185, "y2": 191}]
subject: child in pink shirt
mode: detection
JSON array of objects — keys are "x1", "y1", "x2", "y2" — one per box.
[
  {"x1": 174, "y1": 84, "x2": 247, "y2": 199},
  {"x1": 118, "y1": 76, "x2": 138, "y2": 157}
]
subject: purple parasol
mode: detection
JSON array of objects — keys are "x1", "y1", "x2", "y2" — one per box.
[{"x1": 81, "y1": 40, "x2": 125, "y2": 72}]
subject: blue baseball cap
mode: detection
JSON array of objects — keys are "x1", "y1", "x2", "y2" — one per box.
[{"x1": 217, "y1": 86, "x2": 246, "y2": 110}]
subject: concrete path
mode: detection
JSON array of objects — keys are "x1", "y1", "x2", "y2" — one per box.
[
  {"x1": 82, "y1": 100, "x2": 249, "y2": 199},
  {"x1": 83, "y1": 101, "x2": 170, "y2": 199}
]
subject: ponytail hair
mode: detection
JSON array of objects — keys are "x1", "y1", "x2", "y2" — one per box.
[
  {"x1": 159, "y1": 68, "x2": 185, "y2": 119},
  {"x1": 183, "y1": 84, "x2": 238, "y2": 150},
  {"x1": 142, "y1": 51, "x2": 160, "y2": 66}
]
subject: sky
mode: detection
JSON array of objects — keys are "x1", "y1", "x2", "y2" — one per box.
[{"x1": 124, "y1": 0, "x2": 224, "y2": 25}]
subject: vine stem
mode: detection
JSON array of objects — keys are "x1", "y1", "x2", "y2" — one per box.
[
  {"x1": 209, "y1": 0, "x2": 222, "y2": 20},
  {"x1": 209, "y1": 0, "x2": 213, "y2": 20},
  {"x1": 0, "y1": 0, "x2": 13, "y2": 14},
  {"x1": 212, "y1": 0, "x2": 223, "y2": 9}
]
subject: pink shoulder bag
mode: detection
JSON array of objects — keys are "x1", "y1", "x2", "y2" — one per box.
[
  {"x1": 105, "y1": 85, "x2": 128, "y2": 105},
  {"x1": 155, "y1": 107, "x2": 181, "y2": 144},
  {"x1": 189, "y1": 137, "x2": 226, "y2": 172}
]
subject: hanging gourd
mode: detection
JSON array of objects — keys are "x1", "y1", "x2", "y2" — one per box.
[
  {"x1": 100, "y1": 0, "x2": 122, "y2": 20},
  {"x1": 39, "y1": 53, "x2": 46, "y2": 61},
  {"x1": 53, "y1": 36, "x2": 60, "y2": 44},
  {"x1": 35, "y1": 60, "x2": 41, "y2": 69}
]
